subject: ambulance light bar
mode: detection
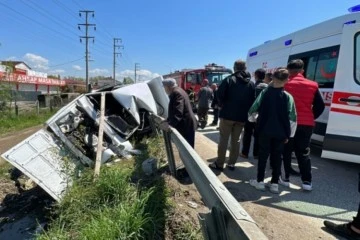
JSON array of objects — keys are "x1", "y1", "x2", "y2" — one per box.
[{"x1": 349, "y1": 4, "x2": 360, "y2": 13}]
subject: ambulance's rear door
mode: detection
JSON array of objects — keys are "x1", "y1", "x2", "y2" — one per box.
[{"x1": 322, "y1": 23, "x2": 360, "y2": 163}]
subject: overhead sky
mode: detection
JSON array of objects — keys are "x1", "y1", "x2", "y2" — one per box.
[{"x1": 0, "y1": 0, "x2": 359, "y2": 81}]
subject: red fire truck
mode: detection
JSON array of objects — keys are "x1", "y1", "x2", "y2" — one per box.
[{"x1": 163, "y1": 63, "x2": 232, "y2": 95}]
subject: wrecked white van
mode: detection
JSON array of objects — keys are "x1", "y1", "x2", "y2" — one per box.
[{"x1": 1, "y1": 77, "x2": 169, "y2": 201}]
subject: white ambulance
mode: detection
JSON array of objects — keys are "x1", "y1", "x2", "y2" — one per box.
[{"x1": 246, "y1": 6, "x2": 360, "y2": 163}]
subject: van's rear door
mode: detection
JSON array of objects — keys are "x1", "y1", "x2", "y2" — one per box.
[{"x1": 322, "y1": 23, "x2": 360, "y2": 163}]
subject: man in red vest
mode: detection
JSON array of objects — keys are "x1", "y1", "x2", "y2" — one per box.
[{"x1": 280, "y1": 59, "x2": 325, "y2": 191}]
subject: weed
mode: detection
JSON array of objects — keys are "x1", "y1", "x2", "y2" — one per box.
[
  {"x1": 0, "y1": 161, "x2": 12, "y2": 180},
  {"x1": 37, "y1": 135, "x2": 200, "y2": 240},
  {"x1": 0, "y1": 110, "x2": 55, "y2": 135}
]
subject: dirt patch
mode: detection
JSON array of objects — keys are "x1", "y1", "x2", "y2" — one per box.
[
  {"x1": 0, "y1": 178, "x2": 17, "y2": 204},
  {"x1": 163, "y1": 173, "x2": 207, "y2": 240},
  {"x1": 0, "y1": 169, "x2": 53, "y2": 239},
  {"x1": 0, "y1": 125, "x2": 42, "y2": 158}
]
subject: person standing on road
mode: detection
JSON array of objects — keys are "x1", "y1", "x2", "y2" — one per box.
[
  {"x1": 197, "y1": 79, "x2": 213, "y2": 129},
  {"x1": 161, "y1": 78, "x2": 197, "y2": 148},
  {"x1": 210, "y1": 83, "x2": 219, "y2": 126},
  {"x1": 280, "y1": 59, "x2": 325, "y2": 191},
  {"x1": 209, "y1": 60, "x2": 255, "y2": 171},
  {"x1": 324, "y1": 201, "x2": 360, "y2": 239},
  {"x1": 240, "y1": 68, "x2": 266, "y2": 159},
  {"x1": 248, "y1": 68, "x2": 297, "y2": 194}
]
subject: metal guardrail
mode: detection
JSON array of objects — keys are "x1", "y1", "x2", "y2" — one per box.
[{"x1": 152, "y1": 115, "x2": 268, "y2": 240}]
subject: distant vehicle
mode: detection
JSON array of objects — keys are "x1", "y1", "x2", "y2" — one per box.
[
  {"x1": 246, "y1": 5, "x2": 360, "y2": 163},
  {"x1": 163, "y1": 63, "x2": 232, "y2": 110},
  {"x1": 163, "y1": 63, "x2": 232, "y2": 93}
]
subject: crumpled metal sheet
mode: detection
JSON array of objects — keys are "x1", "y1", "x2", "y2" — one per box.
[
  {"x1": 1, "y1": 129, "x2": 72, "y2": 202},
  {"x1": 146, "y1": 76, "x2": 169, "y2": 118},
  {"x1": 112, "y1": 82, "x2": 158, "y2": 125}
]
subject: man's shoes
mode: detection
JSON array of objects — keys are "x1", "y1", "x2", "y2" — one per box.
[
  {"x1": 240, "y1": 153, "x2": 248, "y2": 159},
  {"x1": 265, "y1": 182, "x2": 279, "y2": 194},
  {"x1": 210, "y1": 122, "x2": 217, "y2": 126},
  {"x1": 227, "y1": 164, "x2": 235, "y2": 171},
  {"x1": 324, "y1": 220, "x2": 360, "y2": 240},
  {"x1": 249, "y1": 179, "x2": 265, "y2": 191},
  {"x1": 302, "y1": 181, "x2": 313, "y2": 191},
  {"x1": 279, "y1": 176, "x2": 290, "y2": 187},
  {"x1": 209, "y1": 162, "x2": 223, "y2": 171},
  {"x1": 289, "y1": 168, "x2": 301, "y2": 176}
]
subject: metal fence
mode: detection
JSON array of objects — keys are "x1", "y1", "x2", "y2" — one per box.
[{"x1": 151, "y1": 115, "x2": 268, "y2": 240}]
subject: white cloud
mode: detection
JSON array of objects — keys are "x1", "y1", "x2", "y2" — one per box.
[
  {"x1": 49, "y1": 69, "x2": 65, "y2": 74},
  {"x1": 72, "y1": 65, "x2": 82, "y2": 71},
  {"x1": 23, "y1": 53, "x2": 49, "y2": 70},
  {"x1": 117, "y1": 69, "x2": 160, "y2": 82},
  {"x1": 6, "y1": 56, "x2": 17, "y2": 61},
  {"x1": 89, "y1": 68, "x2": 109, "y2": 76}
]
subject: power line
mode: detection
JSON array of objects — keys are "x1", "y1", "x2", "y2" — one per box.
[
  {"x1": 0, "y1": 2, "x2": 77, "y2": 43},
  {"x1": 24, "y1": 0, "x2": 81, "y2": 36},
  {"x1": 0, "y1": 9, "x2": 84, "y2": 63},
  {"x1": 71, "y1": 0, "x2": 114, "y2": 42},
  {"x1": 51, "y1": 0, "x2": 79, "y2": 21},
  {"x1": 48, "y1": 57, "x2": 84, "y2": 68},
  {"x1": 93, "y1": 16, "x2": 114, "y2": 41},
  {"x1": 71, "y1": 0, "x2": 83, "y2": 9}
]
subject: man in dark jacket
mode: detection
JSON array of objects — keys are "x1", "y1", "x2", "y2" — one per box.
[
  {"x1": 161, "y1": 78, "x2": 197, "y2": 148},
  {"x1": 210, "y1": 83, "x2": 219, "y2": 126},
  {"x1": 209, "y1": 60, "x2": 255, "y2": 170},
  {"x1": 281, "y1": 59, "x2": 325, "y2": 191},
  {"x1": 240, "y1": 68, "x2": 266, "y2": 159},
  {"x1": 248, "y1": 68, "x2": 297, "y2": 194},
  {"x1": 197, "y1": 79, "x2": 213, "y2": 129}
]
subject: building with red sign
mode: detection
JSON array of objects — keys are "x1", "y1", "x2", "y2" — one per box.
[{"x1": 0, "y1": 61, "x2": 65, "y2": 97}]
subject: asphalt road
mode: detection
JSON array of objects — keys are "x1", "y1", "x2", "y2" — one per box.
[{"x1": 195, "y1": 113, "x2": 360, "y2": 239}]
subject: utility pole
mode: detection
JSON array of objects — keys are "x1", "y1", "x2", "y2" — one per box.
[
  {"x1": 113, "y1": 38, "x2": 123, "y2": 86},
  {"x1": 78, "y1": 10, "x2": 96, "y2": 92},
  {"x1": 134, "y1": 63, "x2": 140, "y2": 83}
]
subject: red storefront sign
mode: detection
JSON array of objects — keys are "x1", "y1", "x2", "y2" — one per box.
[{"x1": 0, "y1": 72, "x2": 65, "y2": 86}]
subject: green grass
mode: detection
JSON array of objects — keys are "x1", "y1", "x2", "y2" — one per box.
[
  {"x1": 0, "y1": 110, "x2": 55, "y2": 135},
  {"x1": 0, "y1": 161, "x2": 12, "y2": 180},
  {"x1": 36, "y1": 136, "x2": 202, "y2": 240}
]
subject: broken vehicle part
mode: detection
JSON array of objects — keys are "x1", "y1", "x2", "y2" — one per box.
[{"x1": 1, "y1": 77, "x2": 169, "y2": 201}]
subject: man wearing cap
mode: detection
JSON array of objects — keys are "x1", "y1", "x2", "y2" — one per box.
[
  {"x1": 161, "y1": 78, "x2": 197, "y2": 147},
  {"x1": 197, "y1": 79, "x2": 213, "y2": 129}
]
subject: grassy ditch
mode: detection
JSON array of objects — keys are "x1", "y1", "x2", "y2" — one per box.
[
  {"x1": 37, "y1": 137, "x2": 202, "y2": 240},
  {"x1": 0, "y1": 110, "x2": 55, "y2": 136}
]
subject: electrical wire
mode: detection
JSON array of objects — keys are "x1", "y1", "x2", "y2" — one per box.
[
  {"x1": 0, "y1": 2, "x2": 77, "y2": 43},
  {"x1": 51, "y1": 0, "x2": 79, "y2": 21},
  {"x1": 22, "y1": 0, "x2": 81, "y2": 36},
  {"x1": 48, "y1": 57, "x2": 85, "y2": 67}
]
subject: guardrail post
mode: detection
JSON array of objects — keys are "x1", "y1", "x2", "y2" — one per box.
[
  {"x1": 199, "y1": 205, "x2": 229, "y2": 240},
  {"x1": 163, "y1": 130, "x2": 177, "y2": 178}
]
